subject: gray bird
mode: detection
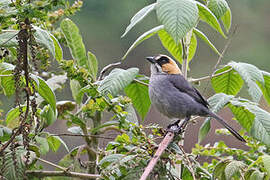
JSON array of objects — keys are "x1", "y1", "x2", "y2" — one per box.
[{"x1": 146, "y1": 54, "x2": 245, "y2": 142}]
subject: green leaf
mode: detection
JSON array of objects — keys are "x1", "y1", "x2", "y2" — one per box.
[
  {"x1": 158, "y1": 29, "x2": 183, "y2": 64},
  {"x1": 193, "y1": 28, "x2": 221, "y2": 56},
  {"x1": 262, "y1": 155, "x2": 270, "y2": 176},
  {"x1": 70, "y1": 79, "x2": 83, "y2": 104},
  {"x1": 156, "y1": 0, "x2": 198, "y2": 43},
  {"x1": 196, "y1": 2, "x2": 226, "y2": 38},
  {"x1": 187, "y1": 31, "x2": 197, "y2": 61},
  {"x1": 213, "y1": 159, "x2": 231, "y2": 179},
  {"x1": 60, "y1": 18, "x2": 87, "y2": 68},
  {"x1": 6, "y1": 106, "x2": 26, "y2": 128},
  {"x1": 221, "y1": 8, "x2": 232, "y2": 33},
  {"x1": 0, "y1": 31, "x2": 18, "y2": 47},
  {"x1": 125, "y1": 78, "x2": 151, "y2": 120},
  {"x1": 34, "y1": 75, "x2": 57, "y2": 113},
  {"x1": 122, "y1": 3, "x2": 156, "y2": 37},
  {"x1": 99, "y1": 154, "x2": 124, "y2": 168},
  {"x1": 229, "y1": 61, "x2": 264, "y2": 102},
  {"x1": 46, "y1": 74, "x2": 67, "y2": 91},
  {"x1": 0, "y1": 126, "x2": 12, "y2": 142},
  {"x1": 47, "y1": 135, "x2": 61, "y2": 152},
  {"x1": 229, "y1": 99, "x2": 270, "y2": 146},
  {"x1": 41, "y1": 105, "x2": 57, "y2": 128},
  {"x1": 211, "y1": 66, "x2": 244, "y2": 95},
  {"x1": 33, "y1": 26, "x2": 55, "y2": 59},
  {"x1": 0, "y1": 62, "x2": 15, "y2": 96},
  {"x1": 125, "y1": 104, "x2": 139, "y2": 125},
  {"x1": 258, "y1": 71, "x2": 270, "y2": 105},
  {"x1": 250, "y1": 170, "x2": 265, "y2": 180},
  {"x1": 208, "y1": 0, "x2": 230, "y2": 19},
  {"x1": 47, "y1": 135, "x2": 69, "y2": 152},
  {"x1": 87, "y1": 51, "x2": 98, "y2": 80},
  {"x1": 198, "y1": 118, "x2": 210, "y2": 144},
  {"x1": 1, "y1": 147, "x2": 28, "y2": 180},
  {"x1": 50, "y1": 34, "x2": 63, "y2": 61},
  {"x1": 98, "y1": 68, "x2": 139, "y2": 96},
  {"x1": 224, "y1": 160, "x2": 245, "y2": 180},
  {"x1": 182, "y1": 167, "x2": 193, "y2": 180},
  {"x1": 198, "y1": 93, "x2": 234, "y2": 143},
  {"x1": 35, "y1": 136, "x2": 49, "y2": 155},
  {"x1": 122, "y1": 25, "x2": 164, "y2": 60}
]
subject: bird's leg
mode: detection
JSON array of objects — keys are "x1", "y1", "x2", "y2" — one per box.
[
  {"x1": 167, "y1": 119, "x2": 180, "y2": 130},
  {"x1": 167, "y1": 116, "x2": 190, "y2": 134}
]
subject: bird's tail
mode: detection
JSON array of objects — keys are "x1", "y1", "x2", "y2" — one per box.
[{"x1": 208, "y1": 111, "x2": 246, "y2": 142}]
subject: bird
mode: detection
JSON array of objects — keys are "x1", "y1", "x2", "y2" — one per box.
[{"x1": 146, "y1": 54, "x2": 246, "y2": 142}]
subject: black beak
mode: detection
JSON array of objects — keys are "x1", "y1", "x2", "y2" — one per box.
[{"x1": 146, "y1": 56, "x2": 155, "y2": 63}]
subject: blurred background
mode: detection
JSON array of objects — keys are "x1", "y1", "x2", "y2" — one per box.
[{"x1": 3, "y1": 0, "x2": 270, "y2": 166}]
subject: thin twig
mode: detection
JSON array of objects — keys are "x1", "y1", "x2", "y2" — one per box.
[
  {"x1": 0, "y1": 32, "x2": 18, "y2": 47},
  {"x1": 190, "y1": 67, "x2": 233, "y2": 83},
  {"x1": 26, "y1": 170, "x2": 101, "y2": 179},
  {"x1": 203, "y1": 26, "x2": 238, "y2": 94},
  {"x1": 97, "y1": 61, "x2": 121, "y2": 81},
  {"x1": 49, "y1": 133, "x2": 115, "y2": 140},
  {"x1": 37, "y1": 157, "x2": 67, "y2": 171},
  {"x1": 133, "y1": 79, "x2": 148, "y2": 86}
]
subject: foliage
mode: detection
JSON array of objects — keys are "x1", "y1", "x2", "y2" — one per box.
[{"x1": 0, "y1": 0, "x2": 270, "y2": 180}]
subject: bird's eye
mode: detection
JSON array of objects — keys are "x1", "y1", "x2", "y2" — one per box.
[{"x1": 157, "y1": 56, "x2": 169, "y2": 65}]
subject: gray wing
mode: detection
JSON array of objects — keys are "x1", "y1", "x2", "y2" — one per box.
[{"x1": 168, "y1": 74, "x2": 209, "y2": 108}]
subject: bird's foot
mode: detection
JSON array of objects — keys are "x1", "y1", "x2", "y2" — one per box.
[{"x1": 166, "y1": 120, "x2": 184, "y2": 134}]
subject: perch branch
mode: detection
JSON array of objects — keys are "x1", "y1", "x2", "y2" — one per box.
[
  {"x1": 50, "y1": 133, "x2": 115, "y2": 140},
  {"x1": 37, "y1": 158, "x2": 67, "y2": 171},
  {"x1": 140, "y1": 132, "x2": 175, "y2": 180}
]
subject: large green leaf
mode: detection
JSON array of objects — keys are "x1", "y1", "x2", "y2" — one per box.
[
  {"x1": 35, "y1": 136, "x2": 49, "y2": 155},
  {"x1": 70, "y1": 79, "x2": 83, "y2": 104},
  {"x1": 60, "y1": 18, "x2": 87, "y2": 68},
  {"x1": 47, "y1": 135, "x2": 69, "y2": 152},
  {"x1": 98, "y1": 68, "x2": 139, "y2": 96},
  {"x1": 262, "y1": 155, "x2": 270, "y2": 176},
  {"x1": 0, "y1": 147, "x2": 29, "y2": 180},
  {"x1": 6, "y1": 106, "x2": 26, "y2": 128},
  {"x1": 41, "y1": 104, "x2": 57, "y2": 128},
  {"x1": 125, "y1": 77, "x2": 151, "y2": 120},
  {"x1": 229, "y1": 99, "x2": 270, "y2": 146},
  {"x1": 156, "y1": 0, "x2": 198, "y2": 43},
  {"x1": 0, "y1": 31, "x2": 18, "y2": 47},
  {"x1": 258, "y1": 71, "x2": 270, "y2": 105},
  {"x1": 125, "y1": 104, "x2": 139, "y2": 125},
  {"x1": 158, "y1": 29, "x2": 183, "y2": 64},
  {"x1": 229, "y1": 61, "x2": 264, "y2": 102},
  {"x1": 0, "y1": 62, "x2": 15, "y2": 96},
  {"x1": 250, "y1": 170, "x2": 265, "y2": 180},
  {"x1": 32, "y1": 75, "x2": 57, "y2": 113},
  {"x1": 221, "y1": 8, "x2": 232, "y2": 33},
  {"x1": 187, "y1": 30, "x2": 197, "y2": 61},
  {"x1": 122, "y1": 3, "x2": 156, "y2": 37},
  {"x1": 213, "y1": 159, "x2": 231, "y2": 180},
  {"x1": 193, "y1": 28, "x2": 221, "y2": 56},
  {"x1": 98, "y1": 154, "x2": 124, "y2": 168},
  {"x1": 198, "y1": 93, "x2": 234, "y2": 143},
  {"x1": 87, "y1": 51, "x2": 98, "y2": 80},
  {"x1": 122, "y1": 25, "x2": 164, "y2": 60},
  {"x1": 33, "y1": 26, "x2": 55, "y2": 59},
  {"x1": 211, "y1": 66, "x2": 244, "y2": 95},
  {"x1": 196, "y1": 2, "x2": 226, "y2": 38},
  {"x1": 208, "y1": 0, "x2": 229, "y2": 19},
  {"x1": 224, "y1": 161, "x2": 245, "y2": 180},
  {"x1": 50, "y1": 34, "x2": 63, "y2": 61}
]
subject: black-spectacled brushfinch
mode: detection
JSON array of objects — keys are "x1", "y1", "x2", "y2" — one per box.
[{"x1": 146, "y1": 54, "x2": 245, "y2": 142}]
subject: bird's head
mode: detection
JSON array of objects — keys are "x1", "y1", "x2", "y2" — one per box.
[{"x1": 146, "y1": 54, "x2": 182, "y2": 75}]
